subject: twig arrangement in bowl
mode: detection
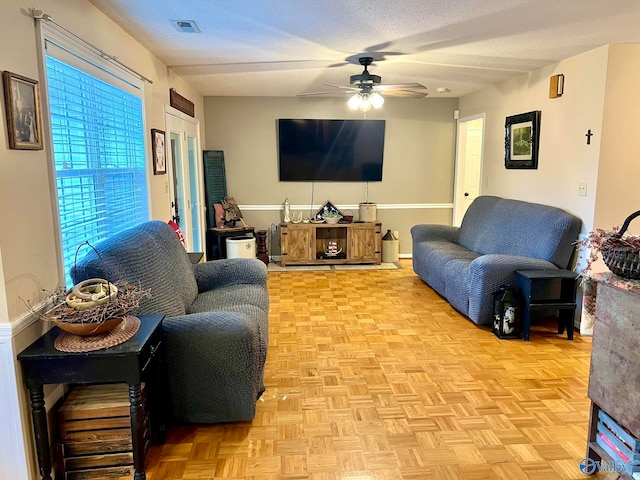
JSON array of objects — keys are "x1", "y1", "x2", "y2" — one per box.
[{"x1": 28, "y1": 279, "x2": 151, "y2": 336}]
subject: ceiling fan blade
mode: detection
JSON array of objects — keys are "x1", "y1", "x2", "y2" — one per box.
[
  {"x1": 322, "y1": 83, "x2": 360, "y2": 91},
  {"x1": 297, "y1": 90, "x2": 354, "y2": 97},
  {"x1": 381, "y1": 90, "x2": 429, "y2": 98},
  {"x1": 298, "y1": 83, "x2": 361, "y2": 97},
  {"x1": 297, "y1": 91, "x2": 338, "y2": 97},
  {"x1": 376, "y1": 82, "x2": 427, "y2": 91}
]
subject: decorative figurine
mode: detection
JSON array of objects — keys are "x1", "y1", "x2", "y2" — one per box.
[{"x1": 283, "y1": 198, "x2": 291, "y2": 223}]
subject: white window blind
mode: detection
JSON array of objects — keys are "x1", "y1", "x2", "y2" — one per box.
[{"x1": 45, "y1": 54, "x2": 149, "y2": 286}]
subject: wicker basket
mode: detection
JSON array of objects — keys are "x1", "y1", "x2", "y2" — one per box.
[{"x1": 601, "y1": 210, "x2": 640, "y2": 280}]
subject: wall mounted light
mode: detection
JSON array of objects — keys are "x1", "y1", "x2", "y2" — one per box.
[{"x1": 549, "y1": 74, "x2": 564, "y2": 98}]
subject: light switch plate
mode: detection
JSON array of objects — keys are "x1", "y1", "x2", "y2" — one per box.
[{"x1": 578, "y1": 183, "x2": 587, "y2": 196}]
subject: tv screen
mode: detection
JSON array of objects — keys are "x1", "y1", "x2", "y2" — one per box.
[{"x1": 278, "y1": 119, "x2": 385, "y2": 182}]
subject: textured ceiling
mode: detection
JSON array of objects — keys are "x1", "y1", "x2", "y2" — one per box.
[{"x1": 88, "y1": 0, "x2": 640, "y2": 98}]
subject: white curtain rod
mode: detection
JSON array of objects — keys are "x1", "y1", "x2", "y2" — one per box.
[{"x1": 32, "y1": 9, "x2": 154, "y2": 84}]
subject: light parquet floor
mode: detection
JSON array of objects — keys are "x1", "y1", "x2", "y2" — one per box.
[{"x1": 145, "y1": 259, "x2": 603, "y2": 480}]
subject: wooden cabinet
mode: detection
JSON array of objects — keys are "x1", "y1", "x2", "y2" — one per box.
[
  {"x1": 586, "y1": 273, "x2": 640, "y2": 478},
  {"x1": 284, "y1": 225, "x2": 314, "y2": 262},
  {"x1": 280, "y1": 222, "x2": 381, "y2": 266},
  {"x1": 348, "y1": 223, "x2": 380, "y2": 262}
]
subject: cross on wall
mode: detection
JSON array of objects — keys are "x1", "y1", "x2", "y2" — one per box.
[{"x1": 586, "y1": 129, "x2": 593, "y2": 144}]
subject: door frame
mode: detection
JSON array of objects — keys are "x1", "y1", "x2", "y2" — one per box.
[
  {"x1": 164, "y1": 106, "x2": 206, "y2": 252},
  {"x1": 453, "y1": 113, "x2": 485, "y2": 227}
]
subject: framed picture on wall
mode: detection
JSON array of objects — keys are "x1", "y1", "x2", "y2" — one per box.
[
  {"x1": 151, "y1": 128, "x2": 166, "y2": 175},
  {"x1": 504, "y1": 110, "x2": 541, "y2": 169},
  {"x1": 2, "y1": 71, "x2": 44, "y2": 150}
]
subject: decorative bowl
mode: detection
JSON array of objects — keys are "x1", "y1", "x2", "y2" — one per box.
[
  {"x1": 54, "y1": 317, "x2": 124, "y2": 336},
  {"x1": 324, "y1": 216, "x2": 341, "y2": 224}
]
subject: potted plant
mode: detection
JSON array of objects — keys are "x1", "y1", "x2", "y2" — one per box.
[{"x1": 323, "y1": 211, "x2": 342, "y2": 224}]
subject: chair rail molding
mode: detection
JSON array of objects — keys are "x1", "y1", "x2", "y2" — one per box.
[{"x1": 240, "y1": 202, "x2": 454, "y2": 211}]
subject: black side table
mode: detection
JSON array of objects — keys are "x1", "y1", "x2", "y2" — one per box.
[
  {"x1": 206, "y1": 226, "x2": 255, "y2": 259},
  {"x1": 516, "y1": 269, "x2": 578, "y2": 341},
  {"x1": 17, "y1": 314, "x2": 165, "y2": 480}
]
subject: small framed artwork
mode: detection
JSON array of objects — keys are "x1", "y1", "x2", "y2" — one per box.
[
  {"x1": 151, "y1": 128, "x2": 166, "y2": 175},
  {"x1": 505, "y1": 110, "x2": 541, "y2": 169},
  {"x1": 2, "y1": 71, "x2": 44, "y2": 150}
]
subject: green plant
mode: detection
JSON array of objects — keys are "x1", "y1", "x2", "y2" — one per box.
[{"x1": 323, "y1": 211, "x2": 341, "y2": 218}]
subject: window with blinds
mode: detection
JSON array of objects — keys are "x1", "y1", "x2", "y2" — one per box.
[{"x1": 45, "y1": 55, "x2": 149, "y2": 286}]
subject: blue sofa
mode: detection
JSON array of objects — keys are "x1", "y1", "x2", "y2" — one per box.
[
  {"x1": 411, "y1": 196, "x2": 581, "y2": 325},
  {"x1": 71, "y1": 220, "x2": 269, "y2": 424}
]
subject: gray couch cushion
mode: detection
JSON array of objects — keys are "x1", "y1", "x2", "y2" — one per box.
[
  {"x1": 190, "y1": 284, "x2": 268, "y2": 316},
  {"x1": 458, "y1": 196, "x2": 581, "y2": 268},
  {"x1": 417, "y1": 241, "x2": 479, "y2": 296},
  {"x1": 70, "y1": 220, "x2": 198, "y2": 318}
]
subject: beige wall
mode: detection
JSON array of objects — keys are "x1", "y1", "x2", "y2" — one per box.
[
  {"x1": 596, "y1": 44, "x2": 640, "y2": 236},
  {"x1": 203, "y1": 96, "x2": 458, "y2": 255},
  {"x1": 458, "y1": 44, "x2": 640, "y2": 273},
  {"x1": 459, "y1": 46, "x2": 610, "y2": 233},
  {"x1": 0, "y1": 0, "x2": 205, "y2": 321},
  {"x1": 1, "y1": 1, "x2": 58, "y2": 323}
]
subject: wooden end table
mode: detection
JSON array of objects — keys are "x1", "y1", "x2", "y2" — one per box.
[
  {"x1": 17, "y1": 314, "x2": 165, "y2": 480},
  {"x1": 516, "y1": 269, "x2": 578, "y2": 341}
]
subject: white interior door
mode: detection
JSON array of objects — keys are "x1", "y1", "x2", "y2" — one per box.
[
  {"x1": 453, "y1": 115, "x2": 485, "y2": 226},
  {"x1": 165, "y1": 109, "x2": 205, "y2": 252}
]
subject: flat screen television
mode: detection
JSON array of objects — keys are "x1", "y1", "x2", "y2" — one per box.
[{"x1": 278, "y1": 119, "x2": 385, "y2": 182}]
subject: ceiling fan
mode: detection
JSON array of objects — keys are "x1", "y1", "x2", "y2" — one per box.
[{"x1": 299, "y1": 56, "x2": 428, "y2": 111}]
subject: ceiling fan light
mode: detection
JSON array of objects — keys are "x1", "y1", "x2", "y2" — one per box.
[
  {"x1": 359, "y1": 95, "x2": 372, "y2": 112},
  {"x1": 370, "y1": 92, "x2": 384, "y2": 108},
  {"x1": 347, "y1": 93, "x2": 362, "y2": 110}
]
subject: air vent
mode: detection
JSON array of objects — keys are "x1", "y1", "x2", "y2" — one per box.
[{"x1": 170, "y1": 20, "x2": 201, "y2": 33}]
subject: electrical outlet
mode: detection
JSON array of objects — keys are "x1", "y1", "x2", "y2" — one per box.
[
  {"x1": 271, "y1": 223, "x2": 278, "y2": 233},
  {"x1": 578, "y1": 183, "x2": 587, "y2": 196},
  {"x1": 393, "y1": 230, "x2": 399, "y2": 239}
]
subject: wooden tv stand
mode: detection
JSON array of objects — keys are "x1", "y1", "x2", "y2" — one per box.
[{"x1": 280, "y1": 222, "x2": 381, "y2": 266}]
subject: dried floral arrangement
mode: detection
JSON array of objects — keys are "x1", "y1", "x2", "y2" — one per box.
[
  {"x1": 577, "y1": 225, "x2": 640, "y2": 276},
  {"x1": 576, "y1": 226, "x2": 619, "y2": 275},
  {"x1": 29, "y1": 279, "x2": 151, "y2": 325}
]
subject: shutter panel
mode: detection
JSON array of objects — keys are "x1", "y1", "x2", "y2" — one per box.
[{"x1": 203, "y1": 150, "x2": 227, "y2": 229}]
